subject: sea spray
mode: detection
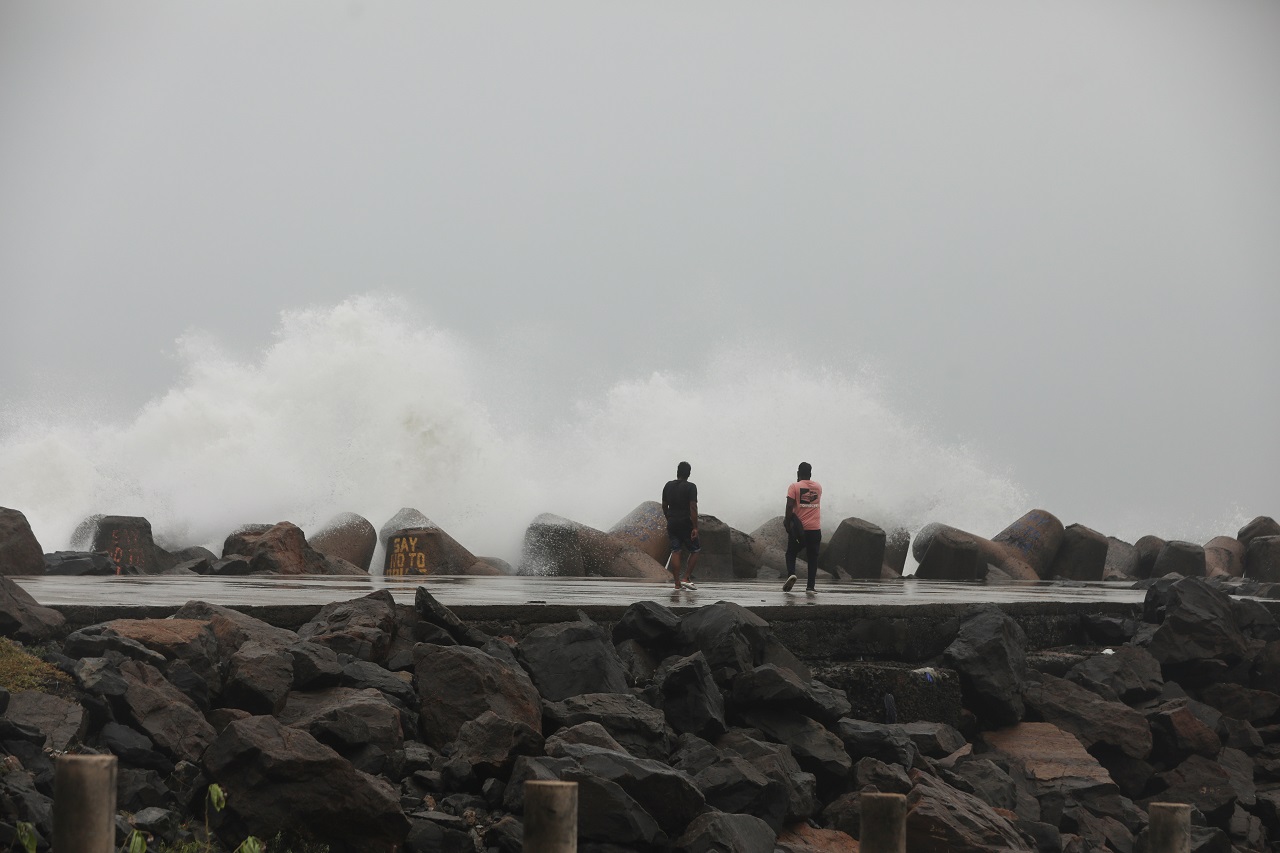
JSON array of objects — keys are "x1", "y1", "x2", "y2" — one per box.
[{"x1": 0, "y1": 296, "x2": 1031, "y2": 565}]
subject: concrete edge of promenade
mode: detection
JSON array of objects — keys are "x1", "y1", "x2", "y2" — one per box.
[{"x1": 47, "y1": 597, "x2": 1248, "y2": 663}]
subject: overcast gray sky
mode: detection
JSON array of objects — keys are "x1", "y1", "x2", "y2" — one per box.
[{"x1": 1, "y1": 2, "x2": 1277, "y2": 551}]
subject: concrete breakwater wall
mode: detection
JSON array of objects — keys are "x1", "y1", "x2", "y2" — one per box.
[{"x1": 51, "y1": 598, "x2": 1149, "y2": 661}]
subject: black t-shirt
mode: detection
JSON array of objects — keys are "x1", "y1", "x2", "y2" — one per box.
[{"x1": 662, "y1": 479, "x2": 698, "y2": 523}]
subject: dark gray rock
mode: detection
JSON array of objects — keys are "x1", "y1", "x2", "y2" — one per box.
[
  {"x1": 414, "y1": 643, "x2": 542, "y2": 749},
  {"x1": 1082, "y1": 614, "x2": 1140, "y2": 645},
  {"x1": 203, "y1": 715, "x2": 409, "y2": 849},
  {"x1": 1232, "y1": 596, "x2": 1280, "y2": 642},
  {"x1": 557, "y1": 742, "x2": 705, "y2": 837},
  {"x1": 851, "y1": 755, "x2": 913, "y2": 793},
  {"x1": 413, "y1": 586, "x2": 490, "y2": 647},
  {"x1": 116, "y1": 659, "x2": 217, "y2": 763},
  {"x1": 42, "y1": 551, "x2": 116, "y2": 575},
  {"x1": 717, "y1": 729, "x2": 818, "y2": 823},
  {"x1": 1065, "y1": 646, "x2": 1163, "y2": 703},
  {"x1": 836, "y1": 718, "x2": 920, "y2": 768},
  {"x1": 544, "y1": 692, "x2": 676, "y2": 761},
  {"x1": 0, "y1": 577, "x2": 66, "y2": 641},
  {"x1": 1145, "y1": 577, "x2": 1252, "y2": 666},
  {"x1": 736, "y1": 709, "x2": 851, "y2": 788},
  {"x1": 2, "y1": 691, "x2": 84, "y2": 752},
  {"x1": 546, "y1": 721, "x2": 628, "y2": 755},
  {"x1": 669, "y1": 734, "x2": 788, "y2": 832},
  {"x1": 673, "y1": 812, "x2": 776, "y2": 853},
  {"x1": 340, "y1": 658, "x2": 419, "y2": 720},
  {"x1": 656, "y1": 651, "x2": 726, "y2": 739},
  {"x1": 297, "y1": 589, "x2": 398, "y2": 664},
  {"x1": 287, "y1": 641, "x2": 344, "y2": 689},
  {"x1": 1144, "y1": 753, "x2": 1237, "y2": 825},
  {"x1": 1146, "y1": 698, "x2": 1225, "y2": 770},
  {"x1": 906, "y1": 768, "x2": 1031, "y2": 852},
  {"x1": 129, "y1": 807, "x2": 182, "y2": 845},
  {"x1": 63, "y1": 625, "x2": 167, "y2": 666},
  {"x1": 222, "y1": 641, "x2": 294, "y2": 715},
  {"x1": 115, "y1": 768, "x2": 169, "y2": 814},
  {"x1": 730, "y1": 664, "x2": 850, "y2": 725},
  {"x1": 676, "y1": 601, "x2": 766, "y2": 683},
  {"x1": 616, "y1": 638, "x2": 657, "y2": 686},
  {"x1": 1022, "y1": 673, "x2": 1152, "y2": 760},
  {"x1": 944, "y1": 757, "x2": 1019, "y2": 812},
  {"x1": 98, "y1": 721, "x2": 174, "y2": 773},
  {"x1": 405, "y1": 815, "x2": 474, "y2": 853},
  {"x1": 451, "y1": 709, "x2": 543, "y2": 777},
  {"x1": 900, "y1": 721, "x2": 967, "y2": 758},
  {"x1": 612, "y1": 600, "x2": 682, "y2": 650},
  {"x1": 277, "y1": 686, "x2": 405, "y2": 772},
  {"x1": 517, "y1": 616, "x2": 630, "y2": 701},
  {"x1": 1198, "y1": 681, "x2": 1280, "y2": 725},
  {"x1": 942, "y1": 604, "x2": 1028, "y2": 727}
]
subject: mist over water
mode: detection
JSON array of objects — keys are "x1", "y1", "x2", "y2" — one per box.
[{"x1": 0, "y1": 296, "x2": 1036, "y2": 564}]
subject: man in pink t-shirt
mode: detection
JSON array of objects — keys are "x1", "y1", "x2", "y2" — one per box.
[{"x1": 782, "y1": 462, "x2": 823, "y2": 593}]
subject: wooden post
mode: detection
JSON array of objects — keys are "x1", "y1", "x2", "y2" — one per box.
[
  {"x1": 1148, "y1": 802, "x2": 1191, "y2": 853},
  {"x1": 524, "y1": 780, "x2": 577, "y2": 853},
  {"x1": 860, "y1": 792, "x2": 907, "y2": 853},
  {"x1": 53, "y1": 754, "x2": 118, "y2": 853}
]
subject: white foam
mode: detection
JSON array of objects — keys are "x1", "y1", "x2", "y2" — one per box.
[{"x1": 0, "y1": 295, "x2": 1031, "y2": 563}]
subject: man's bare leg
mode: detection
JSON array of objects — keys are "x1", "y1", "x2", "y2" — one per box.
[
  {"x1": 670, "y1": 551, "x2": 683, "y2": 589},
  {"x1": 684, "y1": 552, "x2": 699, "y2": 583}
]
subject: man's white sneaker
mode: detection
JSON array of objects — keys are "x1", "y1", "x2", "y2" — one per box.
[
  {"x1": 783, "y1": 575, "x2": 797, "y2": 592},
  {"x1": 682, "y1": 581, "x2": 698, "y2": 590}
]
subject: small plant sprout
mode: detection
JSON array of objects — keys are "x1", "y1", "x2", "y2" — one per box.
[
  {"x1": 124, "y1": 829, "x2": 148, "y2": 853},
  {"x1": 16, "y1": 821, "x2": 36, "y2": 853}
]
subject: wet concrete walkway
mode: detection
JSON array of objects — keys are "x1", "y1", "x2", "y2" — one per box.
[{"x1": 14, "y1": 574, "x2": 1149, "y2": 610}]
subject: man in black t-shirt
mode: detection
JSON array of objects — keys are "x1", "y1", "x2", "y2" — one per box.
[{"x1": 662, "y1": 461, "x2": 700, "y2": 590}]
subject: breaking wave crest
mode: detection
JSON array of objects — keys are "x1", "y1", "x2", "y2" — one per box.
[{"x1": 0, "y1": 296, "x2": 1029, "y2": 562}]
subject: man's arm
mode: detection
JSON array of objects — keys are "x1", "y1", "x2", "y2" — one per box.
[
  {"x1": 785, "y1": 496, "x2": 796, "y2": 518},
  {"x1": 689, "y1": 500, "x2": 699, "y2": 537}
]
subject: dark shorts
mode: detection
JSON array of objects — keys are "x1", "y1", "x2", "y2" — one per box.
[{"x1": 667, "y1": 520, "x2": 701, "y2": 553}]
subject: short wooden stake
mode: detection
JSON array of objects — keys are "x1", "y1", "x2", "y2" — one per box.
[
  {"x1": 860, "y1": 792, "x2": 907, "y2": 853},
  {"x1": 524, "y1": 780, "x2": 577, "y2": 853},
  {"x1": 1148, "y1": 802, "x2": 1191, "y2": 853},
  {"x1": 53, "y1": 754, "x2": 118, "y2": 853}
]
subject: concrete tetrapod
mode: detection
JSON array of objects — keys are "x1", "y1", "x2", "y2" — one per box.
[{"x1": 912, "y1": 510, "x2": 1065, "y2": 581}]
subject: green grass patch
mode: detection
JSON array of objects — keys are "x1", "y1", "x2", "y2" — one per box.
[{"x1": 0, "y1": 638, "x2": 72, "y2": 694}]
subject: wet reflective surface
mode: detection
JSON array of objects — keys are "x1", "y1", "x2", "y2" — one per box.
[{"x1": 13, "y1": 574, "x2": 1149, "y2": 609}]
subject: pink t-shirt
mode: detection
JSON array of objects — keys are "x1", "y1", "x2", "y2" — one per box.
[{"x1": 787, "y1": 480, "x2": 822, "y2": 530}]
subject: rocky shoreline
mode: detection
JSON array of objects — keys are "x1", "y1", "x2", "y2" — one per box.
[
  {"x1": 1, "y1": 560, "x2": 1280, "y2": 851},
  {"x1": 3, "y1": 506, "x2": 1280, "y2": 851}
]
